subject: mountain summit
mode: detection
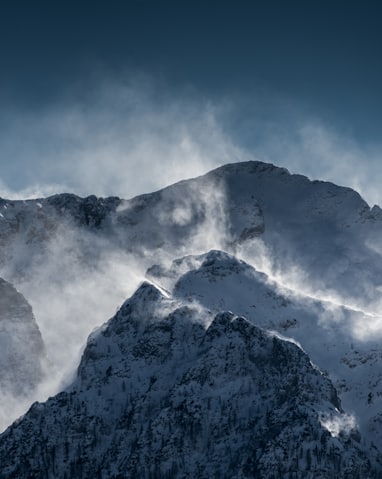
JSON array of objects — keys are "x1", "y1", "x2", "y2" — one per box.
[{"x1": 1, "y1": 161, "x2": 381, "y2": 304}]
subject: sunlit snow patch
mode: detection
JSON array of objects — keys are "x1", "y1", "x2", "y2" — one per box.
[{"x1": 320, "y1": 412, "x2": 357, "y2": 437}]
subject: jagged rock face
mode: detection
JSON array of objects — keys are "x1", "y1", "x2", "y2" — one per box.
[
  {"x1": 150, "y1": 249, "x2": 382, "y2": 451},
  {"x1": 0, "y1": 278, "x2": 45, "y2": 396},
  {"x1": 46, "y1": 193, "x2": 121, "y2": 227},
  {"x1": 0, "y1": 283, "x2": 379, "y2": 478},
  {"x1": 0, "y1": 194, "x2": 122, "y2": 278}
]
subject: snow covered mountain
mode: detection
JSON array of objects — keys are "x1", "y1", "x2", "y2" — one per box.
[
  {"x1": 0, "y1": 282, "x2": 379, "y2": 478},
  {"x1": 2, "y1": 160, "x2": 382, "y2": 476},
  {"x1": 2, "y1": 161, "x2": 382, "y2": 303},
  {"x1": 149, "y1": 249, "x2": 382, "y2": 450}
]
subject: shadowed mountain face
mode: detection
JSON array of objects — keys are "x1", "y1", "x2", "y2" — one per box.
[
  {"x1": 0, "y1": 277, "x2": 45, "y2": 396},
  {"x1": 0, "y1": 282, "x2": 379, "y2": 479}
]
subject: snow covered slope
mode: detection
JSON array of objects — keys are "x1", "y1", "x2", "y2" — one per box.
[
  {"x1": 201, "y1": 162, "x2": 382, "y2": 306},
  {"x1": 149, "y1": 249, "x2": 382, "y2": 450},
  {"x1": 0, "y1": 160, "x2": 381, "y2": 322},
  {"x1": 1, "y1": 160, "x2": 382, "y2": 307},
  {"x1": 0, "y1": 282, "x2": 379, "y2": 478}
]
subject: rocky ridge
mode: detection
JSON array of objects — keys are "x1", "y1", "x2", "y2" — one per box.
[
  {"x1": 149, "y1": 249, "x2": 382, "y2": 450},
  {"x1": 0, "y1": 282, "x2": 379, "y2": 478}
]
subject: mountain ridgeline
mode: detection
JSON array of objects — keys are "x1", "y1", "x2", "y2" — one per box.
[
  {"x1": 1, "y1": 161, "x2": 382, "y2": 477},
  {"x1": 1, "y1": 161, "x2": 382, "y2": 305}
]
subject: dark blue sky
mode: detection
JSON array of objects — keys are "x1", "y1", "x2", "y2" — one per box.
[{"x1": 0, "y1": 0, "x2": 382, "y2": 201}]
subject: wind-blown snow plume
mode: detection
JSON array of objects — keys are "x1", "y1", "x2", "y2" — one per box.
[
  {"x1": 0, "y1": 173, "x2": 234, "y2": 427},
  {"x1": 0, "y1": 75, "x2": 249, "y2": 200}
]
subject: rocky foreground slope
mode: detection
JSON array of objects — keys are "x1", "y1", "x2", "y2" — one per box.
[
  {"x1": 0, "y1": 282, "x2": 380, "y2": 478},
  {"x1": 149, "y1": 249, "x2": 382, "y2": 450}
]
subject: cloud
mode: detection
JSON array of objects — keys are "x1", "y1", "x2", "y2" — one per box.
[
  {"x1": 0, "y1": 74, "x2": 249, "y2": 200},
  {"x1": 1, "y1": 71, "x2": 381, "y2": 209},
  {"x1": 16, "y1": 234, "x2": 146, "y2": 389},
  {"x1": 0, "y1": 179, "x2": 68, "y2": 201}
]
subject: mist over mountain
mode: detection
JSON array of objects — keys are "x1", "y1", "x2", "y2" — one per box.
[
  {"x1": 1, "y1": 160, "x2": 382, "y2": 476},
  {"x1": 0, "y1": 277, "x2": 45, "y2": 407}
]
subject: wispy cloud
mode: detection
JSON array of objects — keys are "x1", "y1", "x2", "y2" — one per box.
[
  {"x1": 1, "y1": 72, "x2": 381, "y2": 209},
  {"x1": 0, "y1": 74, "x2": 248, "y2": 200}
]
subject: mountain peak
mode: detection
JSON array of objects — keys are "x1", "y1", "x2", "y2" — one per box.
[
  {"x1": 1, "y1": 282, "x2": 379, "y2": 477},
  {"x1": 116, "y1": 280, "x2": 172, "y2": 321},
  {"x1": 210, "y1": 160, "x2": 292, "y2": 178}
]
